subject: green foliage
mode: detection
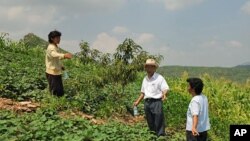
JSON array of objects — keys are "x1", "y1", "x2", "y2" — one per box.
[
  {"x1": 75, "y1": 38, "x2": 164, "y2": 96},
  {"x1": 77, "y1": 41, "x2": 93, "y2": 64},
  {"x1": 0, "y1": 110, "x2": 156, "y2": 141},
  {"x1": 1, "y1": 34, "x2": 250, "y2": 140},
  {"x1": 114, "y1": 38, "x2": 142, "y2": 64},
  {"x1": 109, "y1": 38, "x2": 163, "y2": 94},
  {"x1": 158, "y1": 66, "x2": 250, "y2": 84},
  {"x1": 76, "y1": 41, "x2": 111, "y2": 65},
  {"x1": 0, "y1": 36, "x2": 47, "y2": 101}
]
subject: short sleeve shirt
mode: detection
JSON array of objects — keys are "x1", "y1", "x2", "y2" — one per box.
[
  {"x1": 141, "y1": 73, "x2": 170, "y2": 99},
  {"x1": 186, "y1": 94, "x2": 210, "y2": 132}
]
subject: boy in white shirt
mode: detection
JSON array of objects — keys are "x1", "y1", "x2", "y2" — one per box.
[
  {"x1": 186, "y1": 78, "x2": 210, "y2": 141},
  {"x1": 45, "y1": 30, "x2": 72, "y2": 96}
]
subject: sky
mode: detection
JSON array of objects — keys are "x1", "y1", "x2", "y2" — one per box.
[{"x1": 1, "y1": 0, "x2": 250, "y2": 67}]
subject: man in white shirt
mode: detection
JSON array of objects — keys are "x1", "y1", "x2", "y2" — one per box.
[
  {"x1": 134, "y1": 59, "x2": 170, "y2": 136},
  {"x1": 186, "y1": 78, "x2": 210, "y2": 141}
]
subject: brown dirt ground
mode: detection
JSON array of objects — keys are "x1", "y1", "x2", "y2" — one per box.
[
  {"x1": 0, "y1": 98, "x2": 145, "y2": 125},
  {"x1": 0, "y1": 98, "x2": 40, "y2": 112}
]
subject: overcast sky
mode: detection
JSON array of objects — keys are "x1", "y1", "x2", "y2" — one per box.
[{"x1": 1, "y1": 0, "x2": 250, "y2": 67}]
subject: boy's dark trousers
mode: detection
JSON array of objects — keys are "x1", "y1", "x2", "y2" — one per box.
[
  {"x1": 46, "y1": 73, "x2": 64, "y2": 97},
  {"x1": 186, "y1": 130, "x2": 207, "y2": 141}
]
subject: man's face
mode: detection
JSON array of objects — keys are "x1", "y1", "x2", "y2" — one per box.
[{"x1": 145, "y1": 65, "x2": 156, "y2": 74}]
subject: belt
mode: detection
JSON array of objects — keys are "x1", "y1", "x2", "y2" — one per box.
[{"x1": 145, "y1": 98, "x2": 161, "y2": 102}]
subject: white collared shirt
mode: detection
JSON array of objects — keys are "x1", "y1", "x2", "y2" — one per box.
[
  {"x1": 186, "y1": 94, "x2": 210, "y2": 132},
  {"x1": 141, "y1": 73, "x2": 170, "y2": 99}
]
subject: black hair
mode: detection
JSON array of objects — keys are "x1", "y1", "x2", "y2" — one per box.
[
  {"x1": 48, "y1": 30, "x2": 61, "y2": 43},
  {"x1": 186, "y1": 77, "x2": 204, "y2": 95}
]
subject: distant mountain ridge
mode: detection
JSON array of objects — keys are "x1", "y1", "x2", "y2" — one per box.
[
  {"x1": 158, "y1": 65, "x2": 250, "y2": 83},
  {"x1": 20, "y1": 33, "x2": 48, "y2": 48},
  {"x1": 235, "y1": 62, "x2": 250, "y2": 68},
  {"x1": 20, "y1": 33, "x2": 68, "y2": 53}
]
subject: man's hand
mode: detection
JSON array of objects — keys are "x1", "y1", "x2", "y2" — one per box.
[
  {"x1": 64, "y1": 53, "x2": 72, "y2": 59},
  {"x1": 162, "y1": 94, "x2": 166, "y2": 101},
  {"x1": 133, "y1": 93, "x2": 144, "y2": 107},
  {"x1": 162, "y1": 90, "x2": 168, "y2": 101},
  {"x1": 133, "y1": 101, "x2": 139, "y2": 107}
]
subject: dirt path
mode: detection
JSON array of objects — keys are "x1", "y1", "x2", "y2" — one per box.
[
  {"x1": 0, "y1": 98, "x2": 145, "y2": 125},
  {"x1": 0, "y1": 98, "x2": 39, "y2": 112}
]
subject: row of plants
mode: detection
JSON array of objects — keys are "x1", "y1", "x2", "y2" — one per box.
[
  {"x1": 0, "y1": 109, "x2": 156, "y2": 141},
  {"x1": 2, "y1": 73, "x2": 249, "y2": 140},
  {"x1": 1, "y1": 33, "x2": 250, "y2": 140}
]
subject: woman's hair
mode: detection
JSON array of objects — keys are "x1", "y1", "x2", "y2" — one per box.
[
  {"x1": 48, "y1": 30, "x2": 61, "y2": 43},
  {"x1": 186, "y1": 77, "x2": 204, "y2": 95}
]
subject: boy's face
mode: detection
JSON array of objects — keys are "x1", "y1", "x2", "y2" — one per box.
[
  {"x1": 52, "y1": 36, "x2": 61, "y2": 44},
  {"x1": 187, "y1": 84, "x2": 193, "y2": 94}
]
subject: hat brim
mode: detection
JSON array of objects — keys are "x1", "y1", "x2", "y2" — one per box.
[{"x1": 144, "y1": 63, "x2": 158, "y2": 67}]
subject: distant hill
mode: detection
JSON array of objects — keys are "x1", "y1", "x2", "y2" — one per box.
[
  {"x1": 20, "y1": 33, "x2": 67, "y2": 53},
  {"x1": 235, "y1": 62, "x2": 250, "y2": 68},
  {"x1": 20, "y1": 33, "x2": 48, "y2": 48},
  {"x1": 158, "y1": 65, "x2": 250, "y2": 83}
]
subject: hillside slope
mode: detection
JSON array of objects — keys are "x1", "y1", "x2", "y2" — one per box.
[
  {"x1": 235, "y1": 62, "x2": 250, "y2": 68},
  {"x1": 0, "y1": 35, "x2": 250, "y2": 141},
  {"x1": 20, "y1": 33, "x2": 48, "y2": 48},
  {"x1": 158, "y1": 65, "x2": 250, "y2": 83}
]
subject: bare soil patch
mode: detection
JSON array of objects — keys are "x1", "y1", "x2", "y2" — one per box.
[
  {"x1": 0, "y1": 98, "x2": 144, "y2": 125},
  {"x1": 0, "y1": 98, "x2": 40, "y2": 112}
]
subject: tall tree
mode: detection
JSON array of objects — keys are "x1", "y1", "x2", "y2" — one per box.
[
  {"x1": 114, "y1": 38, "x2": 142, "y2": 64},
  {"x1": 110, "y1": 38, "x2": 143, "y2": 94}
]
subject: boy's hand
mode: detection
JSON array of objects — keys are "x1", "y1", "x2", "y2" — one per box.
[
  {"x1": 64, "y1": 53, "x2": 72, "y2": 59},
  {"x1": 192, "y1": 127, "x2": 199, "y2": 136}
]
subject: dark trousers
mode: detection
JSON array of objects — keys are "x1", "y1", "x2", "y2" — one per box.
[
  {"x1": 186, "y1": 131, "x2": 207, "y2": 141},
  {"x1": 144, "y1": 99, "x2": 165, "y2": 136},
  {"x1": 46, "y1": 73, "x2": 64, "y2": 97}
]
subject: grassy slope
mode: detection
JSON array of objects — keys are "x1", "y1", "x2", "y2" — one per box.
[
  {"x1": 1, "y1": 36, "x2": 250, "y2": 140},
  {"x1": 158, "y1": 66, "x2": 250, "y2": 83}
]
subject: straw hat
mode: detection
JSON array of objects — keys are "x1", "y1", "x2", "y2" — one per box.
[{"x1": 144, "y1": 59, "x2": 158, "y2": 68}]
